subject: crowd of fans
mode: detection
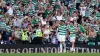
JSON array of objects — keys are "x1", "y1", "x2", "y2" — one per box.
[{"x1": 0, "y1": 0, "x2": 100, "y2": 44}]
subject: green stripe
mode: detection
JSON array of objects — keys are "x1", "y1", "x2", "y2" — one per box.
[
  {"x1": 6, "y1": 26, "x2": 11, "y2": 31},
  {"x1": 0, "y1": 22, "x2": 6, "y2": 30},
  {"x1": 69, "y1": 25, "x2": 76, "y2": 34},
  {"x1": 58, "y1": 25, "x2": 68, "y2": 35}
]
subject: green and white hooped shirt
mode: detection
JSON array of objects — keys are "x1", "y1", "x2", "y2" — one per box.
[
  {"x1": 68, "y1": 25, "x2": 76, "y2": 37},
  {"x1": 57, "y1": 25, "x2": 68, "y2": 36},
  {"x1": 0, "y1": 22, "x2": 6, "y2": 30}
]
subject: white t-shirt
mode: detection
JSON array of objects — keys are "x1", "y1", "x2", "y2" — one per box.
[
  {"x1": 13, "y1": 18, "x2": 23, "y2": 27},
  {"x1": 44, "y1": 29, "x2": 50, "y2": 39},
  {"x1": 17, "y1": 18, "x2": 23, "y2": 27},
  {"x1": 13, "y1": 19, "x2": 18, "y2": 26},
  {"x1": 70, "y1": 17, "x2": 77, "y2": 21},
  {"x1": 52, "y1": 16, "x2": 56, "y2": 21},
  {"x1": 40, "y1": 18, "x2": 46, "y2": 25},
  {"x1": 44, "y1": 29, "x2": 50, "y2": 35},
  {"x1": 14, "y1": 31, "x2": 19, "y2": 38},
  {"x1": 7, "y1": 7, "x2": 13, "y2": 16},
  {"x1": 56, "y1": 15, "x2": 62, "y2": 21},
  {"x1": 42, "y1": 21, "x2": 46, "y2": 25},
  {"x1": 80, "y1": 7, "x2": 86, "y2": 16}
]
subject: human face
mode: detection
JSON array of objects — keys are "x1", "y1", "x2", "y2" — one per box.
[
  {"x1": 62, "y1": 3, "x2": 64, "y2": 6},
  {"x1": 70, "y1": 22, "x2": 74, "y2": 26},
  {"x1": 91, "y1": 28, "x2": 94, "y2": 31},
  {"x1": 57, "y1": 12, "x2": 61, "y2": 16}
]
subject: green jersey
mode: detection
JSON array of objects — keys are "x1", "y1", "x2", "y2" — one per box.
[
  {"x1": 58, "y1": 25, "x2": 68, "y2": 35},
  {"x1": 6, "y1": 25, "x2": 12, "y2": 32},
  {"x1": 0, "y1": 22, "x2": 6, "y2": 30},
  {"x1": 96, "y1": 12, "x2": 100, "y2": 20},
  {"x1": 44, "y1": 10, "x2": 52, "y2": 18},
  {"x1": 68, "y1": 25, "x2": 76, "y2": 37},
  {"x1": 32, "y1": 18, "x2": 39, "y2": 25}
]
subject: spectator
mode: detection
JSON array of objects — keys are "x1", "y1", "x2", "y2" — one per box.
[
  {"x1": 79, "y1": 3, "x2": 86, "y2": 17},
  {"x1": 21, "y1": 28, "x2": 30, "y2": 44},
  {"x1": 0, "y1": 0, "x2": 6, "y2": 7},
  {"x1": 68, "y1": 21, "x2": 77, "y2": 52},
  {"x1": 43, "y1": 25, "x2": 51, "y2": 44},
  {"x1": 7, "y1": 3, "x2": 13, "y2": 16},
  {"x1": 33, "y1": 26, "x2": 43, "y2": 44},
  {"x1": 88, "y1": 27, "x2": 97, "y2": 42},
  {"x1": 56, "y1": 11, "x2": 63, "y2": 21},
  {"x1": 0, "y1": 0, "x2": 99, "y2": 46}
]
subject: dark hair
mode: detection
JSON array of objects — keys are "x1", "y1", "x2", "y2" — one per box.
[
  {"x1": 70, "y1": 21, "x2": 74, "y2": 24},
  {"x1": 98, "y1": 9, "x2": 100, "y2": 12},
  {"x1": 61, "y1": 2, "x2": 65, "y2": 5},
  {"x1": 92, "y1": 12, "x2": 96, "y2": 15}
]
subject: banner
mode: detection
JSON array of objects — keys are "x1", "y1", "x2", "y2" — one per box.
[{"x1": 0, "y1": 44, "x2": 100, "y2": 53}]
